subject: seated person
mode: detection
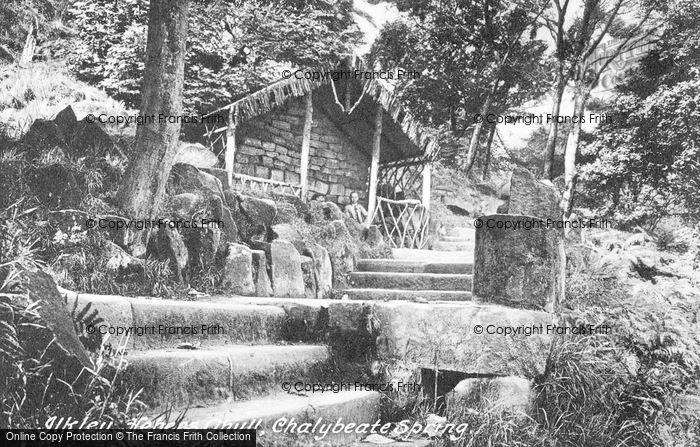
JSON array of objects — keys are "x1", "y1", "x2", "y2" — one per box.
[{"x1": 344, "y1": 191, "x2": 368, "y2": 224}]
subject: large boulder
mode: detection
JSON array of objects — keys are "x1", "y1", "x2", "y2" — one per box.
[
  {"x1": 317, "y1": 220, "x2": 356, "y2": 288},
  {"x1": 20, "y1": 119, "x2": 65, "y2": 158},
  {"x1": 174, "y1": 142, "x2": 219, "y2": 169},
  {"x1": 507, "y1": 167, "x2": 562, "y2": 220},
  {"x1": 306, "y1": 242, "x2": 333, "y2": 299},
  {"x1": 227, "y1": 192, "x2": 277, "y2": 242},
  {"x1": 166, "y1": 192, "x2": 226, "y2": 271},
  {"x1": 209, "y1": 194, "x2": 238, "y2": 243},
  {"x1": 169, "y1": 193, "x2": 203, "y2": 220},
  {"x1": 251, "y1": 250, "x2": 273, "y2": 297},
  {"x1": 70, "y1": 118, "x2": 118, "y2": 158},
  {"x1": 271, "y1": 223, "x2": 302, "y2": 241},
  {"x1": 53, "y1": 105, "x2": 79, "y2": 139},
  {"x1": 201, "y1": 168, "x2": 230, "y2": 189},
  {"x1": 271, "y1": 193, "x2": 309, "y2": 221},
  {"x1": 270, "y1": 239, "x2": 305, "y2": 297},
  {"x1": 167, "y1": 164, "x2": 237, "y2": 244},
  {"x1": 168, "y1": 163, "x2": 225, "y2": 199},
  {"x1": 473, "y1": 214, "x2": 565, "y2": 312},
  {"x1": 273, "y1": 200, "x2": 299, "y2": 225},
  {"x1": 221, "y1": 243, "x2": 255, "y2": 296},
  {"x1": 21, "y1": 271, "x2": 91, "y2": 368},
  {"x1": 148, "y1": 226, "x2": 188, "y2": 282}
]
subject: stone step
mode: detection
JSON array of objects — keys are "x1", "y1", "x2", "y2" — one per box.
[
  {"x1": 63, "y1": 293, "x2": 318, "y2": 349},
  {"x1": 431, "y1": 240, "x2": 474, "y2": 252},
  {"x1": 121, "y1": 344, "x2": 331, "y2": 408},
  {"x1": 439, "y1": 235, "x2": 472, "y2": 243},
  {"x1": 147, "y1": 391, "x2": 381, "y2": 444},
  {"x1": 447, "y1": 226, "x2": 475, "y2": 238},
  {"x1": 348, "y1": 272, "x2": 472, "y2": 291},
  {"x1": 392, "y1": 249, "x2": 473, "y2": 263},
  {"x1": 341, "y1": 288, "x2": 472, "y2": 301},
  {"x1": 356, "y1": 259, "x2": 473, "y2": 274},
  {"x1": 328, "y1": 301, "x2": 553, "y2": 377}
]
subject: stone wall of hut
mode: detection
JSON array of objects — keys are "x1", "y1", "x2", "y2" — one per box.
[{"x1": 234, "y1": 95, "x2": 370, "y2": 205}]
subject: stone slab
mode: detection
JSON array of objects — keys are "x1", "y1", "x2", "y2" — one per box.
[
  {"x1": 271, "y1": 239, "x2": 305, "y2": 298},
  {"x1": 221, "y1": 243, "x2": 255, "y2": 296},
  {"x1": 431, "y1": 240, "x2": 474, "y2": 252},
  {"x1": 129, "y1": 298, "x2": 287, "y2": 348},
  {"x1": 356, "y1": 259, "x2": 473, "y2": 275},
  {"x1": 123, "y1": 344, "x2": 330, "y2": 408},
  {"x1": 348, "y1": 272, "x2": 472, "y2": 291},
  {"x1": 328, "y1": 301, "x2": 552, "y2": 377},
  {"x1": 341, "y1": 289, "x2": 472, "y2": 302},
  {"x1": 392, "y1": 249, "x2": 473, "y2": 264}
]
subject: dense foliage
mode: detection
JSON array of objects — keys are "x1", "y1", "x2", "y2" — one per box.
[
  {"x1": 68, "y1": 0, "x2": 361, "y2": 115},
  {"x1": 578, "y1": 0, "x2": 700, "y2": 229},
  {"x1": 371, "y1": 3, "x2": 547, "y2": 134},
  {"x1": 0, "y1": 0, "x2": 72, "y2": 60}
]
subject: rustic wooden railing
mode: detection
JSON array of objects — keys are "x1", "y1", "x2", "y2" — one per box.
[
  {"x1": 233, "y1": 174, "x2": 302, "y2": 197},
  {"x1": 371, "y1": 196, "x2": 429, "y2": 249}
]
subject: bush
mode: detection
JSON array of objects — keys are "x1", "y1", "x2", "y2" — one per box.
[{"x1": 0, "y1": 201, "x2": 146, "y2": 428}]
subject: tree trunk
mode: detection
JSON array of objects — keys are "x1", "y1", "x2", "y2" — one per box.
[
  {"x1": 19, "y1": 17, "x2": 37, "y2": 66},
  {"x1": 464, "y1": 83, "x2": 496, "y2": 173},
  {"x1": 543, "y1": 70, "x2": 566, "y2": 180},
  {"x1": 117, "y1": 0, "x2": 190, "y2": 219},
  {"x1": 481, "y1": 122, "x2": 496, "y2": 180},
  {"x1": 560, "y1": 83, "x2": 588, "y2": 217}
]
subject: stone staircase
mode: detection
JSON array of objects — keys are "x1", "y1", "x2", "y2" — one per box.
[
  {"x1": 65, "y1": 293, "x2": 380, "y2": 444},
  {"x1": 61, "y1": 223, "x2": 554, "y2": 446},
  {"x1": 342, "y1": 227, "x2": 475, "y2": 302}
]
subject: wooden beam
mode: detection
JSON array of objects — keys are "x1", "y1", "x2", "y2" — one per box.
[
  {"x1": 366, "y1": 103, "x2": 383, "y2": 224},
  {"x1": 225, "y1": 108, "x2": 236, "y2": 188},
  {"x1": 422, "y1": 163, "x2": 432, "y2": 211},
  {"x1": 300, "y1": 93, "x2": 313, "y2": 201}
]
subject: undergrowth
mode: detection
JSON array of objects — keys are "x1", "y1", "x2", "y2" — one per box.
[{"x1": 0, "y1": 198, "x2": 146, "y2": 428}]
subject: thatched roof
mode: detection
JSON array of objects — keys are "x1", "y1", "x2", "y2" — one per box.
[
  {"x1": 205, "y1": 69, "x2": 439, "y2": 161},
  {"x1": 205, "y1": 75, "x2": 328, "y2": 124}
]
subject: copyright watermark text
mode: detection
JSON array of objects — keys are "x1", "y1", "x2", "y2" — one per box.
[
  {"x1": 473, "y1": 217, "x2": 611, "y2": 230},
  {"x1": 86, "y1": 218, "x2": 223, "y2": 231}
]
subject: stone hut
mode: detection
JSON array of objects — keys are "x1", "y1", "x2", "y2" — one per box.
[{"x1": 204, "y1": 67, "x2": 439, "y2": 248}]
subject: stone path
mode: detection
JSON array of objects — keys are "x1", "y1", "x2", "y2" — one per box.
[
  {"x1": 342, "y1": 227, "x2": 474, "y2": 301},
  {"x1": 63, "y1": 226, "x2": 552, "y2": 446},
  {"x1": 65, "y1": 292, "x2": 380, "y2": 445}
]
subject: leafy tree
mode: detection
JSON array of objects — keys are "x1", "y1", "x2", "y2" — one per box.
[
  {"x1": 79, "y1": 0, "x2": 359, "y2": 221},
  {"x1": 69, "y1": 0, "x2": 360, "y2": 115},
  {"x1": 539, "y1": 0, "x2": 665, "y2": 216},
  {"x1": 369, "y1": 0, "x2": 549, "y2": 175},
  {"x1": 578, "y1": 0, "x2": 700, "y2": 229}
]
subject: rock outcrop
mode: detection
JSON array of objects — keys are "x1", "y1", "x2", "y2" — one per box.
[
  {"x1": 473, "y1": 214, "x2": 565, "y2": 312},
  {"x1": 174, "y1": 142, "x2": 219, "y2": 169},
  {"x1": 270, "y1": 239, "x2": 305, "y2": 298}
]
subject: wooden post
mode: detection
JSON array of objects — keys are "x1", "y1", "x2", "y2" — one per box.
[
  {"x1": 300, "y1": 93, "x2": 313, "y2": 201},
  {"x1": 225, "y1": 108, "x2": 236, "y2": 188},
  {"x1": 366, "y1": 103, "x2": 383, "y2": 224},
  {"x1": 422, "y1": 162, "x2": 432, "y2": 211}
]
